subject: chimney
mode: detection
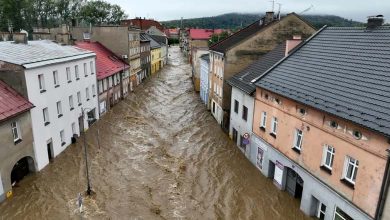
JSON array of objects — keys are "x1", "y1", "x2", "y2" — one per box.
[
  {"x1": 285, "y1": 35, "x2": 302, "y2": 56},
  {"x1": 367, "y1": 15, "x2": 384, "y2": 29},
  {"x1": 13, "y1": 33, "x2": 28, "y2": 44},
  {"x1": 264, "y1": 11, "x2": 275, "y2": 24}
]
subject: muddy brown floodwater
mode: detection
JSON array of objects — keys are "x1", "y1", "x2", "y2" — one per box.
[{"x1": 0, "y1": 46, "x2": 312, "y2": 220}]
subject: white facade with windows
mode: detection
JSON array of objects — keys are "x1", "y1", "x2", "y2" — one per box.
[
  {"x1": 25, "y1": 56, "x2": 99, "y2": 170},
  {"x1": 229, "y1": 87, "x2": 254, "y2": 157}
]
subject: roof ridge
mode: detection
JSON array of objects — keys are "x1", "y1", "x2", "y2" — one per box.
[{"x1": 251, "y1": 25, "x2": 328, "y2": 83}]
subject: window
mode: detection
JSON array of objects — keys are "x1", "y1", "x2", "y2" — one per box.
[
  {"x1": 38, "y1": 74, "x2": 46, "y2": 92},
  {"x1": 353, "y1": 130, "x2": 362, "y2": 140},
  {"x1": 11, "y1": 121, "x2": 21, "y2": 142},
  {"x1": 330, "y1": 121, "x2": 338, "y2": 129},
  {"x1": 56, "y1": 101, "x2": 63, "y2": 117},
  {"x1": 334, "y1": 207, "x2": 353, "y2": 220},
  {"x1": 75, "y1": 65, "x2": 80, "y2": 80},
  {"x1": 242, "y1": 106, "x2": 248, "y2": 121},
  {"x1": 322, "y1": 145, "x2": 335, "y2": 171},
  {"x1": 77, "y1": 91, "x2": 81, "y2": 106},
  {"x1": 60, "y1": 130, "x2": 65, "y2": 146},
  {"x1": 84, "y1": 63, "x2": 88, "y2": 76},
  {"x1": 271, "y1": 117, "x2": 278, "y2": 135},
  {"x1": 86, "y1": 88, "x2": 90, "y2": 101},
  {"x1": 98, "y1": 81, "x2": 103, "y2": 94},
  {"x1": 212, "y1": 102, "x2": 216, "y2": 113},
  {"x1": 90, "y1": 61, "x2": 94, "y2": 74},
  {"x1": 43, "y1": 107, "x2": 50, "y2": 125},
  {"x1": 234, "y1": 100, "x2": 239, "y2": 114},
  {"x1": 69, "y1": 95, "x2": 74, "y2": 110},
  {"x1": 92, "y1": 84, "x2": 96, "y2": 97},
  {"x1": 298, "y1": 108, "x2": 306, "y2": 116},
  {"x1": 66, "y1": 67, "x2": 72, "y2": 82},
  {"x1": 72, "y1": 122, "x2": 76, "y2": 135},
  {"x1": 260, "y1": 112, "x2": 267, "y2": 129},
  {"x1": 343, "y1": 156, "x2": 359, "y2": 185},
  {"x1": 53, "y1": 71, "x2": 59, "y2": 87},
  {"x1": 316, "y1": 202, "x2": 326, "y2": 220},
  {"x1": 293, "y1": 129, "x2": 303, "y2": 151}
]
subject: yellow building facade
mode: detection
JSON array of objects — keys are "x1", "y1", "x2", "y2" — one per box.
[{"x1": 151, "y1": 47, "x2": 162, "y2": 75}]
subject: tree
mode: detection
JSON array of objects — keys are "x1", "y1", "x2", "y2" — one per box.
[
  {"x1": 209, "y1": 31, "x2": 229, "y2": 46},
  {"x1": 79, "y1": 0, "x2": 126, "y2": 25}
]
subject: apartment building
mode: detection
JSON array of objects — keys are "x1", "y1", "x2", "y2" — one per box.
[
  {"x1": 0, "y1": 40, "x2": 99, "y2": 170},
  {"x1": 251, "y1": 18, "x2": 390, "y2": 220}
]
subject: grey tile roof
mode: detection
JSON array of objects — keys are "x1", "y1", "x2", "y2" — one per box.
[
  {"x1": 140, "y1": 33, "x2": 150, "y2": 42},
  {"x1": 0, "y1": 40, "x2": 95, "y2": 68},
  {"x1": 255, "y1": 26, "x2": 390, "y2": 137},
  {"x1": 149, "y1": 35, "x2": 167, "y2": 46},
  {"x1": 144, "y1": 34, "x2": 161, "y2": 49},
  {"x1": 226, "y1": 42, "x2": 287, "y2": 95}
]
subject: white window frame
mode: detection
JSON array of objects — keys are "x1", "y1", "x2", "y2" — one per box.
[
  {"x1": 75, "y1": 65, "x2": 80, "y2": 79},
  {"x1": 84, "y1": 63, "x2": 88, "y2": 76},
  {"x1": 343, "y1": 156, "x2": 359, "y2": 185},
  {"x1": 334, "y1": 206, "x2": 353, "y2": 220},
  {"x1": 43, "y1": 107, "x2": 50, "y2": 124},
  {"x1": 86, "y1": 87, "x2": 90, "y2": 100},
  {"x1": 60, "y1": 130, "x2": 65, "y2": 145},
  {"x1": 66, "y1": 67, "x2": 72, "y2": 82},
  {"x1": 260, "y1": 111, "x2": 267, "y2": 128},
  {"x1": 53, "y1": 71, "x2": 59, "y2": 87},
  {"x1": 11, "y1": 121, "x2": 21, "y2": 142},
  {"x1": 293, "y1": 129, "x2": 303, "y2": 150},
  {"x1": 56, "y1": 101, "x2": 62, "y2": 117},
  {"x1": 69, "y1": 95, "x2": 74, "y2": 109},
  {"x1": 38, "y1": 74, "x2": 45, "y2": 91},
  {"x1": 77, "y1": 91, "x2": 81, "y2": 105},
  {"x1": 90, "y1": 61, "x2": 94, "y2": 74},
  {"x1": 322, "y1": 144, "x2": 335, "y2": 170},
  {"x1": 271, "y1": 117, "x2": 278, "y2": 135}
]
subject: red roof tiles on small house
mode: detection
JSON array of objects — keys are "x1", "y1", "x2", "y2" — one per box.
[
  {"x1": 0, "y1": 80, "x2": 34, "y2": 122},
  {"x1": 75, "y1": 42, "x2": 129, "y2": 80},
  {"x1": 121, "y1": 18, "x2": 164, "y2": 31},
  {"x1": 189, "y1": 29, "x2": 216, "y2": 40}
]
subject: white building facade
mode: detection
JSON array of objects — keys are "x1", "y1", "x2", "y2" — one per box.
[
  {"x1": 0, "y1": 40, "x2": 99, "y2": 171},
  {"x1": 229, "y1": 87, "x2": 254, "y2": 158},
  {"x1": 199, "y1": 55, "x2": 210, "y2": 106}
]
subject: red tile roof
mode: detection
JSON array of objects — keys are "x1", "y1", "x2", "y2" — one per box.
[
  {"x1": 121, "y1": 19, "x2": 164, "y2": 31},
  {"x1": 75, "y1": 41, "x2": 129, "y2": 80},
  {"x1": 189, "y1": 29, "x2": 216, "y2": 40},
  {"x1": 0, "y1": 80, "x2": 33, "y2": 122}
]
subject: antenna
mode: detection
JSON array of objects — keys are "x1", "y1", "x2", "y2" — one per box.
[
  {"x1": 269, "y1": 0, "x2": 275, "y2": 12},
  {"x1": 277, "y1": 3, "x2": 282, "y2": 20},
  {"x1": 300, "y1": 4, "x2": 314, "y2": 14}
]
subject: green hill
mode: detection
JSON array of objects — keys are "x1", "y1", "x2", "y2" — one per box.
[{"x1": 162, "y1": 13, "x2": 363, "y2": 30}]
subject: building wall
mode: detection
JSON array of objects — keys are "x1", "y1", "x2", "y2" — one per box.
[
  {"x1": 191, "y1": 49, "x2": 208, "y2": 92},
  {"x1": 0, "y1": 112, "x2": 36, "y2": 202},
  {"x1": 24, "y1": 57, "x2": 99, "y2": 170},
  {"x1": 151, "y1": 48, "x2": 162, "y2": 74},
  {"x1": 189, "y1": 39, "x2": 209, "y2": 52},
  {"x1": 140, "y1": 41, "x2": 151, "y2": 78},
  {"x1": 199, "y1": 59, "x2": 209, "y2": 106},
  {"x1": 220, "y1": 14, "x2": 316, "y2": 113},
  {"x1": 383, "y1": 193, "x2": 390, "y2": 220},
  {"x1": 249, "y1": 135, "x2": 372, "y2": 220},
  {"x1": 229, "y1": 87, "x2": 255, "y2": 158},
  {"x1": 97, "y1": 72, "x2": 124, "y2": 115},
  {"x1": 252, "y1": 87, "x2": 388, "y2": 218},
  {"x1": 129, "y1": 30, "x2": 141, "y2": 78},
  {"x1": 0, "y1": 62, "x2": 28, "y2": 97}
]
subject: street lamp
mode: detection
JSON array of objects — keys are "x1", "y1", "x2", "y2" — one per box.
[{"x1": 81, "y1": 107, "x2": 95, "y2": 195}]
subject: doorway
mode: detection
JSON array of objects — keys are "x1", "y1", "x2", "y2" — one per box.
[
  {"x1": 286, "y1": 168, "x2": 304, "y2": 199},
  {"x1": 11, "y1": 157, "x2": 34, "y2": 186},
  {"x1": 47, "y1": 139, "x2": 54, "y2": 161},
  {"x1": 78, "y1": 115, "x2": 84, "y2": 133}
]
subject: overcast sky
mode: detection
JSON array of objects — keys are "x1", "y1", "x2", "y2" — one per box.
[{"x1": 108, "y1": 0, "x2": 390, "y2": 22}]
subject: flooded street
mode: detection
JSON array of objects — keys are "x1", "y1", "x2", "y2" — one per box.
[{"x1": 0, "y1": 46, "x2": 310, "y2": 220}]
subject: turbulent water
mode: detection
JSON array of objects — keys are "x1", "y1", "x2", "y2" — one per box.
[{"x1": 0, "y1": 46, "x2": 311, "y2": 220}]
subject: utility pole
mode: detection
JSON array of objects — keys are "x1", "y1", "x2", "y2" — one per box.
[
  {"x1": 82, "y1": 108, "x2": 92, "y2": 195},
  {"x1": 269, "y1": 0, "x2": 275, "y2": 12}
]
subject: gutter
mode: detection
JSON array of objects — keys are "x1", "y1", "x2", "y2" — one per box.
[{"x1": 375, "y1": 148, "x2": 390, "y2": 220}]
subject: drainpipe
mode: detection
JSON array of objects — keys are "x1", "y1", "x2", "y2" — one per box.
[{"x1": 375, "y1": 148, "x2": 390, "y2": 220}]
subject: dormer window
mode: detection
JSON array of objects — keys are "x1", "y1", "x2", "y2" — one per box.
[
  {"x1": 275, "y1": 98, "x2": 281, "y2": 105},
  {"x1": 299, "y1": 108, "x2": 306, "y2": 116},
  {"x1": 330, "y1": 121, "x2": 338, "y2": 129},
  {"x1": 353, "y1": 130, "x2": 362, "y2": 140},
  {"x1": 264, "y1": 94, "x2": 269, "y2": 100}
]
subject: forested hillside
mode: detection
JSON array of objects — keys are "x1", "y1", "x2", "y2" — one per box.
[{"x1": 162, "y1": 13, "x2": 363, "y2": 30}]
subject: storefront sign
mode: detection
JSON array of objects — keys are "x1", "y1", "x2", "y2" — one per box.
[
  {"x1": 274, "y1": 160, "x2": 284, "y2": 187},
  {"x1": 256, "y1": 147, "x2": 264, "y2": 169}
]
